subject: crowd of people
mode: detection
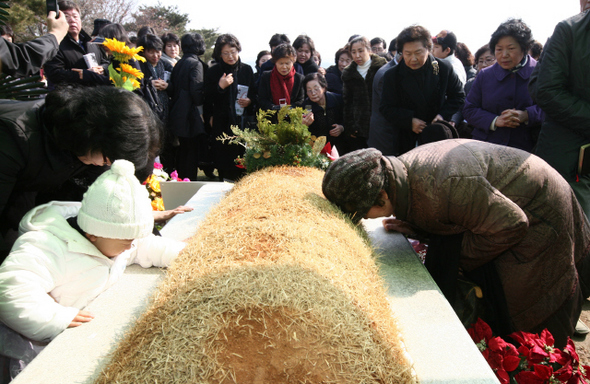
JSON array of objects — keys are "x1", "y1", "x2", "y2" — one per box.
[
  {"x1": 0, "y1": 1, "x2": 556, "y2": 184},
  {"x1": 1, "y1": 0, "x2": 590, "y2": 381}
]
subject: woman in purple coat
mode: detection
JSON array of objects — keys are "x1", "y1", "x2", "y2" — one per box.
[{"x1": 463, "y1": 19, "x2": 544, "y2": 152}]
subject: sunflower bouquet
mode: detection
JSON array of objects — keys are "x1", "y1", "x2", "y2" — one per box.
[{"x1": 102, "y1": 38, "x2": 146, "y2": 91}]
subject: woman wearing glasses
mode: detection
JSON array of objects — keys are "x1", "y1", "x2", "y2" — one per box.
[
  {"x1": 463, "y1": 19, "x2": 543, "y2": 152},
  {"x1": 301, "y1": 73, "x2": 345, "y2": 151},
  {"x1": 204, "y1": 34, "x2": 255, "y2": 181}
]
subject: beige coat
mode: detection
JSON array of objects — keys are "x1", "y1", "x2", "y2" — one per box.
[{"x1": 388, "y1": 139, "x2": 590, "y2": 331}]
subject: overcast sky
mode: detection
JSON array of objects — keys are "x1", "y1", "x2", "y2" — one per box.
[{"x1": 144, "y1": 0, "x2": 579, "y2": 67}]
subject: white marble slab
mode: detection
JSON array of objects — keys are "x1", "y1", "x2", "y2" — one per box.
[
  {"x1": 159, "y1": 181, "x2": 233, "y2": 241},
  {"x1": 363, "y1": 218, "x2": 498, "y2": 383}
]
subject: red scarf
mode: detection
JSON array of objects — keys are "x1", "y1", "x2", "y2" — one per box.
[{"x1": 270, "y1": 65, "x2": 295, "y2": 106}]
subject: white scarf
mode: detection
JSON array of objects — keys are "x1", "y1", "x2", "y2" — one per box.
[{"x1": 356, "y1": 58, "x2": 372, "y2": 79}]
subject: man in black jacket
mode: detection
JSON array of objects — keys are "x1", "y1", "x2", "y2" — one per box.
[{"x1": 44, "y1": 0, "x2": 109, "y2": 89}]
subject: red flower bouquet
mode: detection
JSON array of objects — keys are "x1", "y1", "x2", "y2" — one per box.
[{"x1": 469, "y1": 318, "x2": 590, "y2": 384}]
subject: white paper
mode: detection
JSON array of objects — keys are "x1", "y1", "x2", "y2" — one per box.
[
  {"x1": 83, "y1": 53, "x2": 98, "y2": 69},
  {"x1": 235, "y1": 84, "x2": 248, "y2": 116}
]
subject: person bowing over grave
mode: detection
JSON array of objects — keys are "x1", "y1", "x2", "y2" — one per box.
[{"x1": 322, "y1": 140, "x2": 590, "y2": 348}]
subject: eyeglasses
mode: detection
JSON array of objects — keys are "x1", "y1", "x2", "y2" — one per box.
[
  {"x1": 221, "y1": 50, "x2": 239, "y2": 58},
  {"x1": 477, "y1": 56, "x2": 496, "y2": 65},
  {"x1": 63, "y1": 13, "x2": 80, "y2": 21},
  {"x1": 307, "y1": 86, "x2": 323, "y2": 94}
]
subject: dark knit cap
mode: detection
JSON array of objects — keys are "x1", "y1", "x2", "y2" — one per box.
[
  {"x1": 91, "y1": 19, "x2": 111, "y2": 37},
  {"x1": 322, "y1": 148, "x2": 386, "y2": 224}
]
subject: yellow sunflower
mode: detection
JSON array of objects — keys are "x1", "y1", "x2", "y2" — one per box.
[
  {"x1": 103, "y1": 38, "x2": 146, "y2": 63},
  {"x1": 102, "y1": 38, "x2": 126, "y2": 54},
  {"x1": 128, "y1": 78, "x2": 141, "y2": 89},
  {"x1": 118, "y1": 63, "x2": 144, "y2": 79},
  {"x1": 122, "y1": 45, "x2": 146, "y2": 63}
]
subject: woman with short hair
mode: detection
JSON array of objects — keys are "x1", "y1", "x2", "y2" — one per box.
[
  {"x1": 325, "y1": 47, "x2": 351, "y2": 95},
  {"x1": 160, "y1": 32, "x2": 181, "y2": 67},
  {"x1": 293, "y1": 34, "x2": 319, "y2": 75},
  {"x1": 204, "y1": 33, "x2": 255, "y2": 181},
  {"x1": 463, "y1": 18, "x2": 543, "y2": 152},
  {"x1": 341, "y1": 36, "x2": 387, "y2": 154},
  {"x1": 379, "y1": 26, "x2": 464, "y2": 154},
  {"x1": 301, "y1": 72, "x2": 345, "y2": 150},
  {"x1": 257, "y1": 43, "x2": 305, "y2": 111}
]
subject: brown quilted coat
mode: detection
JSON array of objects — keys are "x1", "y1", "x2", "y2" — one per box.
[{"x1": 388, "y1": 139, "x2": 590, "y2": 332}]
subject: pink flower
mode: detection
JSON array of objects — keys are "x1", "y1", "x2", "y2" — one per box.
[
  {"x1": 153, "y1": 162, "x2": 163, "y2": 170},
  {"x1": 170, "y1": 170, "x2": 179, "y2": 180}
]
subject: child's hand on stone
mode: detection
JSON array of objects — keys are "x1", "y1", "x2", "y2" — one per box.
[{"x1": 68, "y1": 310, "x2": 95, "y2": 328}]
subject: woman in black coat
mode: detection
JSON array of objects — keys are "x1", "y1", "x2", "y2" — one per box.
[
  {"x1": 301, "y1": 73, "x2": 345, "y2": 151},
  {"x1": 257, "y1": 44, "x2": 305, "y2": 111},
  {"x1": 341, "y1": 36, "x2": 387, "y2": 155},
  {"x1": 379, "y1": 25, "x2": 465, "y2": 155},
  {"x1": 293, "y1": 34, "x2": 319, "y2": 75},
  {"x1": 167, "y1": 32, "x2": 209, "y2": 181},
  {"x1": 204, "y1": 34, "x2": 255, "y2": 181},
  {"x1": 325, "y1": 47, "x2": 351, "y2": 95}
]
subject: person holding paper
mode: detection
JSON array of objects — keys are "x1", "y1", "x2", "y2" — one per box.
[
  {"x1": 43, "y1": 1, "x2": 109, "y2": 89},
  {"x1": 204, "y1": 33, "x2": 255, "y2": 181}
]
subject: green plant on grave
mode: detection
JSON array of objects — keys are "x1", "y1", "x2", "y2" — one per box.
[{"x1": 218, "y1": 106, "x2": 332, "y2": 173}]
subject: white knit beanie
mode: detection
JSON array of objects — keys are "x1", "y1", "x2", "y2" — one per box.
[{"x1": 77, "y1": 159, "x2": 154, "y2": 239}]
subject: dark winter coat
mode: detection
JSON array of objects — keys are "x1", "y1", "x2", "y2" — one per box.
[
  {"x1": 379, "y1": 54, "x2": 464, "y2": 154},
  {"x1": 0, "y1": 100, "x2": 91, "y2": 245},
  {"x1": 341, "y1": 54, "x2": 387, "y2": 139},
  {"x1": 167, "y1": 53, "x2": 206, "y2": 138},
  {"x1": 0, "y1": 34, "x2": 59, "y2": 77},
  {"x1": 204, "y1": 60, "x2": 255, "y2": 171},
  {"x1": 531, "y1": 10, "x2": 590, "y2": 184},
  {"x1": 295, "y1": 58, "x2": 319, "y2": 76},
  {"x1": 44, "y1": 30, "x2": 109, "y2": 89},
  {"x1": 390, "y1": 139, "x2": 590, "y2": 339},
  {"x1": 463, "y1": 57, "x2": 543, "y2": 152},
  {"x1": 303, "y1": 91, "x2": 344, "y2": 149},
  {"x1": 257, "y1": 70, "x2": 305, "y2": 111},
  {"x1": 368, "y1": 59, "x2": 398, "y2": 155},
  {"x1": 325, "y1": 65, "x2": 343, "y2": 95},
  {"x1": 140, "y1": 59, "x2": 173, "y2": 124}
]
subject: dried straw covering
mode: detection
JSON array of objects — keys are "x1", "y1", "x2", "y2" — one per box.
[{"x1": 95, "y1": 166, "x2": 415, "y2": 384}]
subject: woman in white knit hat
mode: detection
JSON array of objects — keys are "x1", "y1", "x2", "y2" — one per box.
[{"x1": 0, "y1": 159, "x2": 186, "y2": 380}]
